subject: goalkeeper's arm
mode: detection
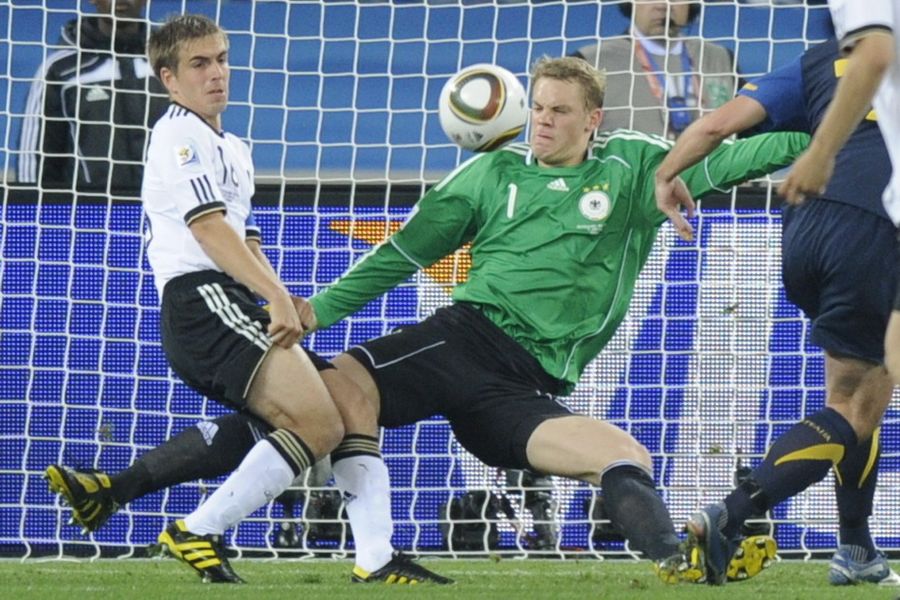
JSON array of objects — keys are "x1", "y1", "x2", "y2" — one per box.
[{"x1": 654, "y1": 96, "x2": 768, "y2": 241}]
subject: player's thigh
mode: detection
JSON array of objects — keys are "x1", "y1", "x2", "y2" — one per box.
[
  {"x1": 342, "y1": 315, "x2": 479, "y2": 428},
  {"x1": 524, "y1": 415, "x2": 651, "y2": 485},
  {"x1": 319, "y1": 358, "x2": 379, "y2": 436},
  {"x1": 161, "y1": 271, "x2": 277, "y2": 407},
  {"x1": 783, "y1": 201, "x2": 898, "y2": 363},
  {"x1": 447, "y1": 388, "x2": 574, "y2": 471},
  {"x1": 246, "y1": 345, "x2": 343, "y2": 455}
]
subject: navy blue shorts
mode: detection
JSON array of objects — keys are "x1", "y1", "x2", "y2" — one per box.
[
  {"x1": 345, "y1": 303, "x2": 572, "y2": 470},
  {"x1": 782, "y1": 200, "x2": 899, "y2": 363}
]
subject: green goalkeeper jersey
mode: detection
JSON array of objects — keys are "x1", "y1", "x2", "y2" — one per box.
[{"x1": 310, "y1": 129, "x2": 809, "y2": 393}]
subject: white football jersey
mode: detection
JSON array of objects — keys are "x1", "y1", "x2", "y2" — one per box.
[
  {"x1": 142, "y1": 103, "x2": 260, "y2": 296},
  {"x1": 830, "y1": 0, "x2": 900, "y2": 224}
]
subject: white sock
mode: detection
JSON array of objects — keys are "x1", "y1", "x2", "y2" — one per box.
[
  {"x1": 184, "y1": 439, "x2": 294, "y2": 535},
  {"x1": 332, "y1": 454, "x2": 395, "y2": 572}
]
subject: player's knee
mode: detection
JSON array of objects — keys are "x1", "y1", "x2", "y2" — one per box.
[
  {"x1": 599, "y1": 437, "x2": 652, "y2": 474},
  {"x1": 320, "y1": 367, "x2": 379, "y2": 432},
  {"x1": 886, "y1": 350, "x2": 900, "y2": 386},
  {"x1": 265, "y1": 398, "x2": 345, "y2": 454},
  {"x1": 320, "y1": 417, "x2": 345, "y2": 450},
  {"x1": 298, "y1": 406, "x2": 345, "y2": 453},
  {"x1": 624, "y1": 441, "x2": 653, "y2": 471},
  {"x1": 884, "y1": 318, "x2": 900, "y2": 385}
]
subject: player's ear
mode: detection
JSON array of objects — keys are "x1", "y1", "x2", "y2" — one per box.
[
  {"x1": 159, "y1": 67, "x2": 178, "y2": 96},
  {"x1": 588, "y1": 107, "x2": 603, "y2": 132}
]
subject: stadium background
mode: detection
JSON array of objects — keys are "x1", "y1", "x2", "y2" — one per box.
[{"x1": 2, "y1": 0, "x2": 898, "y2": 559}]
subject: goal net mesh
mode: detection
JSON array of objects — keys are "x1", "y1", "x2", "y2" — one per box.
[{"x1": 1, "y1": 0, "x2": 897, "y2": 559}]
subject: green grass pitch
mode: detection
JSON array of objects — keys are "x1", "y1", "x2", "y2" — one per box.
[{"x1": 2, "y1": 558, "x2": 899, "y2": 600}]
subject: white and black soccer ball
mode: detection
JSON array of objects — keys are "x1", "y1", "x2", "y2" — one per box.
[{"x1": 438, "y1": 64, "x2": 528, "y2": 152}]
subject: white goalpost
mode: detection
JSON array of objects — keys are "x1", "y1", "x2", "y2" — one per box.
[{"x1": 1, "y1": 0, "x2": 897, "y2": 560}]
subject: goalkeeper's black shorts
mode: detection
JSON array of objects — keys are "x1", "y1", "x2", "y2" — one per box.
[{"x1": 346, "y1": 302, "x2": 572, "y2": 470}]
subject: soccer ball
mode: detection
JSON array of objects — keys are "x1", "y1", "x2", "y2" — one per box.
[{"x1": 438, "y1": 64, "x2": 528, "y2": 152}]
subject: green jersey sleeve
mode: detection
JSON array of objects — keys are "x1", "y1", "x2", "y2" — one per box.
[
  {"x1": 309, "y1": 157, "x2": 482, "y2": 329},
  {"x1": 631, "y1": 131, "x2": 809, "y2": 226},
  {"x1": 680, "y1": 131, "x2": 811, "y2": 202}
]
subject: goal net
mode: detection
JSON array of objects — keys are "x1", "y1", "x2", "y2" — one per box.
[{"x1": 1, "y1": 0, "x2": 898, "y2": 560}]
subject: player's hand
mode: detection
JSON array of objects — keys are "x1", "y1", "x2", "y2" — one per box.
[
  {"x1": 778, "y1": 149, "x2": 834, "y2": 205},
  {"x1": 655, "y1": 175, "x2": 695, "y2": 241},
  {"x1": 290, "y1": 295, "x2": 319, "y2": 333},
  {"x1": 266, "y1": 294, "x2": 304, "y2": 348}
]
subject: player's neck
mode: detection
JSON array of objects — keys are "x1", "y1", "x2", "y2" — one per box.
[
  {"x1": 95, "y1": 16, "x2": 141, "y2": 40},
  {"x1": 204, "y1": 115, "x2": 223, "y2": 131},
  {"x1": 634, "y1": 28, "x2": 684, "y2": 55}
]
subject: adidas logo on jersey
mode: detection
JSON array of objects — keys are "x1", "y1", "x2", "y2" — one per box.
[
  {"x1": 546, "y1": 178, "x2": 569, "y2": 191},
  {"x1": 85, "y1": 86, "x2": 110, "y2": 102}
]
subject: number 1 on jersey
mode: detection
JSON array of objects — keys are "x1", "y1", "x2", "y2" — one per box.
[{"x1": 506, "y1": 182, "x2": 518, "y2": 218}]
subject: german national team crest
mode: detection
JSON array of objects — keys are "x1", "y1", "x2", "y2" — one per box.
[{"x1": 578, "y1": 188, "x2": 611, "y2": 222}]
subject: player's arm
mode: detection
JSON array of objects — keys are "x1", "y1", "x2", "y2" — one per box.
[
  {"x1": 242, "y1": 219, "x2": 314, "y2": 329},
  {"x1": 17, "y1": 76, "x2": 45, "y2": 183},
  {"x1": 309, "y1": 172, "x2": 479, "y2": 330},
  {"x1": 190, "y1": 212, "x2": 302, "y2": 348},
  {"x1": 243, "y1": 212, "x2": 276, "y2": 281},
  {"x1": 159, "y1": 130, "x2": 301, "y2": 347},
  {"x1": 656, "y1": 53, "x2": 808, "y2": 240},
  {"x1": 654, "y1": 96, "x2": 769, "y2": 240},
  {"x1": 19, "y1": 74, "x2": 67, "y2": 185},
  {"x1": 779, "y1": 32, "x2": 894, "y2": 203},
  {"x1": 677, "y1": 130, "x2": 810, "y2": 205}
]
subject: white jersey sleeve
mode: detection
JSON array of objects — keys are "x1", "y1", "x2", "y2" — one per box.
[
  {"x1": 142, "y1": 104, "x2": 257, "y2": 296},
  {"x1": 829, "y1": 0, "x2": 895, "y2": 53}
]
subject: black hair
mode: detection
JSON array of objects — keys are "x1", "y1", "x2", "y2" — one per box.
[{"x1": 618, "y1": 2, "x2": 701, "y2": 24}]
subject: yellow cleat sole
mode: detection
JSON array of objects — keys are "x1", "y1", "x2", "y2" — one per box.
[{"x1": 728, "y1": 535, "x2": 777, "y2": 582}]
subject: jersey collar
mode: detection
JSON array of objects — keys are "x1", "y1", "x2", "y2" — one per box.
[
  {"x1": 524, "y1": 145, "x2": 596, "y2": 174},
  {"x1": 171, "y1": 101, "x2": 226, "y2": 138}
]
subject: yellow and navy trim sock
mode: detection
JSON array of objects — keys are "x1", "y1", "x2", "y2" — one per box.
[
  {"x1": 267, "y1": 429, "x2": 315, "y2": 476},
  {"x1": 722, "y1": 407, "x2": 857, "y2": 538},
  {"x1": 834, "y1": 430, "x2": 880, "y2": 560}
]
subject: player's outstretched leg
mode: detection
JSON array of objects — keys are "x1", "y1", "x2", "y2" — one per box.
[
  {"x1": 350, "y1": 550, "x2": 454, "y2": 585},
  {"x1": 685, "y1": 503, "x2": 740, "y2": 585},
  {"x1": 158, "y1": 520, "x2": 245, "y2": 584},
  {"x1": 45, "y1": 465, "x2": 119, "y2": 534},
  {"x1": 830, "y1": 432, "x2": 899, "y2": 586}
]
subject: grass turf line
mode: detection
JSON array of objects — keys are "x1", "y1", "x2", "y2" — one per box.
[{"x1": 1, "y1": 558, "x2": 898, "y2": 599}]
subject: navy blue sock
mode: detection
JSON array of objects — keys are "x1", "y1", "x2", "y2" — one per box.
[
  {"x1": 835, "y1": 432, "x2": 880, "y2": 560},
  {"x1": 722, "y1": 408, "x2": 857, "y2": 538}
]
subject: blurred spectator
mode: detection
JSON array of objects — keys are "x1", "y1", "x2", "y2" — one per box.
[
  {"x1": 574, "y1": 1, "x2": 735, "y2": 139},
  {"x1": 17, "y1": 0, "x2": 168, "y2": 194}
]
